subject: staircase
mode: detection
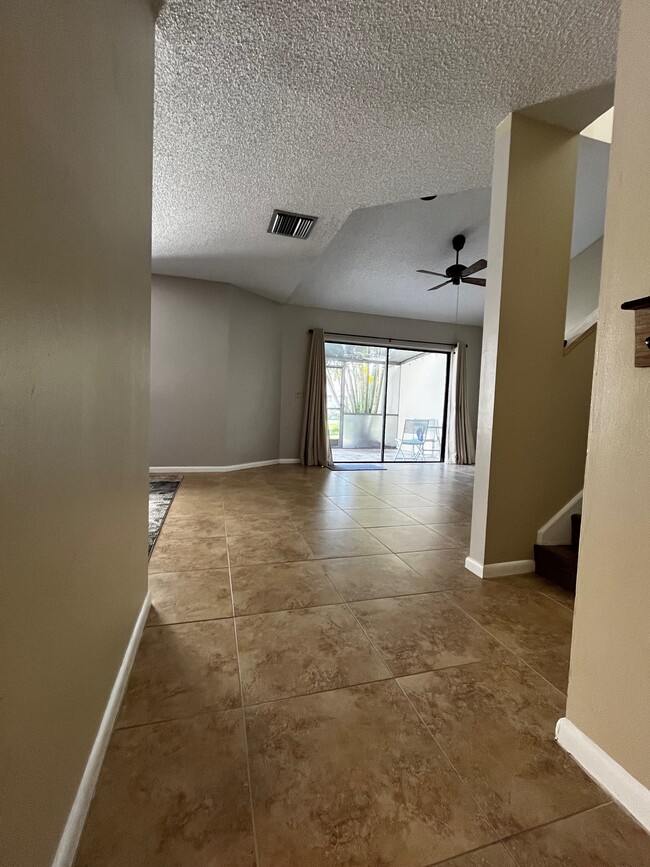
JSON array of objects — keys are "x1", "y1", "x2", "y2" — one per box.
[{"x1": 534, "y1": 514, "x2": 581, "y2": 592}]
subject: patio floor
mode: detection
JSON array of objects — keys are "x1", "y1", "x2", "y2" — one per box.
[{"x1": 332, "y1": 447, "x2": 442, "y2": 463}]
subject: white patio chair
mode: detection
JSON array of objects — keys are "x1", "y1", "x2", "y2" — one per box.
[{"x1": 395, "y1": 419, "x2": 429, "y2": 461}]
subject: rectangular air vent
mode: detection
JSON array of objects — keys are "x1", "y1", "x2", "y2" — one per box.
[{"x1": 267, "y1": 209, "x2": 317, "y2": 239}]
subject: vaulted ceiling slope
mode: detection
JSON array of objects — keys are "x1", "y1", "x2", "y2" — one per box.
[
  {"x1": 286, "y1": 134, "x2": 610, "y2": 326},
  {"x1": 152, "y1": 0, "x2": 619, "y2": 316}
]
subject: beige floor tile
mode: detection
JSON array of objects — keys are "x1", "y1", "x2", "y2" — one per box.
[
  {"x1": 149, "y1": 536, "x2": 228, "y2": 573},
  {"x1": 160, "y1": 514, "x2": 226, "y2": 539},
  {"x1": 374, "y1": 493, "x2": 435, "y2": 509},
  {"x1": 167, "y1": 494, "x2": 223, "y2": 517},
  {"x1": 427, "y1": 522, "x2": 471, "y2": 548},
  {"x1": 343, "y1": 507, "x2": 418, "y2": 527},
  {"x1": 446, "y1": 582, "x2": 573, "y2": 655},
  {"x1": 231, "y1": 560, "x2": 341, "y2": 615},
  {"x1": 503, "y1": 802, "x2": 650, "y2": 866},
  {"x1": 324, "y1": 493, "x2": 384, "y2": 509},
  {"x1": 117, "y1": 620, "x2": 240, "y2": 727},
  {"x1": 236, "y1": 604, "x2": 390, "y2": 704},
  {"x1": 350, "y1": 593, "x2": 503, "y2": 676},
  {"x1": 227, "y1": 530, "x2": 314, "y2": 567},
  {"x1": 245, "y1": 680, "x2": 496, "y2": 866},
  {"x1": 225, "y1": 514, "x2": 297, "y2": 535},
  {"x1": 321, "y1": 553, "x2": 436, "y2": 601},
  {"x1": 222, "y1": 495, "x2": 289, "y2": 518},
  {"x1": 399, "y1": 548, "x2": 481, "y2": 590},
  {"x1": 397, "y1": 505, "x2": 468, "y2": 524},
  {"x1": 279, "y1": 493, "x2": 340, "y2": 511},
  {"x1": 368, "y1": 524, "x2": 457, "y2": 553},
  {"x1": 147, "y1": 569, "x2": 232, "y2": 625},
  {"x1": 399, "y1": 655, "x2": 606, "y2": 835},
  {"x1": 436, "y1": 842, "x2": 516, "y2": 866},
  {"x1": 520, "y1": 646, "x2": 571, "y2": 694},
  {"x1": 291, "y1": 508, "x2": 360, "y2": 530},
  {"x1": 74, "y1": 710, "x2": 255, "y2": 867},
  {"x1": 303, "y1": 528, "x2": 390, "y2": 558},
  {"x1": 491, "y1": 573, "x2": 575, "y2": 611}
]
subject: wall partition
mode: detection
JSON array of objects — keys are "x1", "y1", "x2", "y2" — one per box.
[{"x1": 324, "y1": 335, "x2": 451, "y2": 463}]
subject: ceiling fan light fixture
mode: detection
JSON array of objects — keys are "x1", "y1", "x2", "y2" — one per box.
[{"x1": 416, "y1": 234, "x2": 488, "y2": 293}]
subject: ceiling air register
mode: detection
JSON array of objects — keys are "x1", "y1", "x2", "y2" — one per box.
[{"x1": 267, "y1": 209, "x2": 317, "y2": 239}]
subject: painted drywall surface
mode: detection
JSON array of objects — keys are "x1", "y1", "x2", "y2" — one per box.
[
  {"x1": 150, "y1": 279, "x2": 482, "y2": 467},
  {"x1": 150, "y1": 275, "x2": 281, "y2": 467},
  {"x1": 571, "y1": 136, "x2": 610, "y2": 259},
  {"x1": 0, "y1": 2, "x2": 155, "y2": 864},
  {"x1": 150, "y1": 275, "x2": 230, "y2": 466},
  {"x1": 470, "y1": 114, "x2": 596, "y2": 567},
  {"x1": 280, "y1": 305, "x2": 483, "y2": 460},
  {"x1": 226, "y1": 285, "x2": 282, "y2": 464},
  {"x1": 566, "y1": 237, "x2": 604, "y2": 335},
  {"x1": 566, "y1": 0, "x2": 650, "y2": 789}
]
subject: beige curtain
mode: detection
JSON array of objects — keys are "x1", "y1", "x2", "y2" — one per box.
[
  {"x1": 446, "y1": 343, "x2": 476, "y2": 465},
  {"x1": 299, "y1": 328, "x2": 333, "y2": 467}
]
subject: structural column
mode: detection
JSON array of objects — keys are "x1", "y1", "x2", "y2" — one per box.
[{"x1": 468, "y1": 112, "x2": 595, "y2": 575}]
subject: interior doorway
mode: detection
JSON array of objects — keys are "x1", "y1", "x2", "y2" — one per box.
[{"x1": 325, "y1": 339, "x2": 451, "y2": 463}]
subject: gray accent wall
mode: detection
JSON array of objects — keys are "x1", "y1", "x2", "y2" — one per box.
[
  {"x1": 150, "y1": 276, "x2": 483, "y2": 467},
  {"x1": 150, "y1": 275, "x2": 281, "y2": 467},
  {"x1": 150, "y1": 276, "x2": 231, "y2": 466}
]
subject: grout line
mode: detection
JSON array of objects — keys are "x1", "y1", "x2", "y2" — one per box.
[
  {"x1": 224, "y1": 537, "x2": 261, "y2": 867},
  {"x1": 393, "y1": 676, "x2": 505, "y2": 848},
  {"x1": 112, "y1": 704, "x2": 240, "y2": 733},
  {"x1": 488, "y1": 800, "x2": 615, "y2": 862},
  {"x1": 440, "y1": 594, "x2": 571, "y2": 700},
  {"x1": 341, "y1": 597, "x2": 504, "y2": 849},
  {"x1": 424, "y1": 839, "x2": 520, "y2": 867},
  {"x1": 240, "y1": 674, "x2": 395, "y2": 710}
]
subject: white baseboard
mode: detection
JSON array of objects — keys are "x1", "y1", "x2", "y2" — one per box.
[
  {"x1": 150, "y1": 459, "x2": 300, "y2": 473},
  {"x1": 537, "y1": 491, "x2": 583, "y2": 546},
  {"x1": 52, "y1": 592, "x2": 151, "y2": 867},
  {"x1": 556, "y1": 717, "x2": 650, "y2": 832},
  {"x1": 465, "y1": 556, "x2": 536, "y2": 578}
]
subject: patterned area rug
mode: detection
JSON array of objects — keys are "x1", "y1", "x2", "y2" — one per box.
[{"x1": 148, "y1": 476, "x2": 182, "y2": 555}]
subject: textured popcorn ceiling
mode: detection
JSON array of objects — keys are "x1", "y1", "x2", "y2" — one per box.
[{"x1": 152, "y1": 0, "x2": 619, "y2": 322}]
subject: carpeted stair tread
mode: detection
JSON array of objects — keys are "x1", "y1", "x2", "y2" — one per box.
[{"x1": 534, "y1": 543, "x2": 578, "y2": 593}]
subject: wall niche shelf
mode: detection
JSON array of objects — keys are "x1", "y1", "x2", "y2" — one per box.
[{"x1": 621, "y1": 295, "x2": 650, "y2": 367}]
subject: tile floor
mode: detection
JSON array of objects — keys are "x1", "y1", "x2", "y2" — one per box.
[{"x1": 75, "y1": 464, "x2": 650, "y2": 866}]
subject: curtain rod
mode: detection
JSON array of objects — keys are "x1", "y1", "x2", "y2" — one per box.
[{"x1": 308, "y1": 329, "x2": 466, "y2": 349}]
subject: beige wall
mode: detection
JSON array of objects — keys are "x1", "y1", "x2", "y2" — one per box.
[
  {"x1": 150, "y1": 274, "x2": 282, "y2": 467},
  {"x1": 566, "y1": 0, "x2": 650, "y2": 788},
  {"x1": 470, "y1": 114, "x2": 596, "y2": 567},
  {"x1": 0, "y1": 2, "x2": 155, "y2": 864}
]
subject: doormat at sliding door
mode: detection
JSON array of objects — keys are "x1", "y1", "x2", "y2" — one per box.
[
  {"x1": 330, "y1": 464, "x2": 387, "y2": 471},
  {"x1": 148, "y1": 475, "x2": 182, "y2": 555}
]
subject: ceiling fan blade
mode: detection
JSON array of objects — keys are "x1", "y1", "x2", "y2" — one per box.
[
  {"x1": 461, "y1": 258, "x2": 488, "y2": 277},
  {"x1": 417, "y1": 269, "x2": 447, "y2": 278},
  {"x1": 461, "y1": 277, "x2": 486, "y2": 286},
  {"x1": 427, "y1": 280, "x2": 452, "y2": 292}
]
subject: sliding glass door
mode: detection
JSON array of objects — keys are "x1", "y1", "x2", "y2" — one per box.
[
  {"x1": 324, "y1": 340, "x2": 450, "y2": 463},
  {"x1": 325, "y1": 343, "x2": 387, "y2": 463}
]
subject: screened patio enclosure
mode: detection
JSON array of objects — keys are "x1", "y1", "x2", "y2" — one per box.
[{"x1": 325, "y1": 340, "x2": 450, "y2": 463}]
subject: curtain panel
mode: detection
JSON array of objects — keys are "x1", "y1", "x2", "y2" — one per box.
[
  {"x1": 445, "y1": 342, "x2": 476, "y2": 465},
  {"x1": 299, "y1": 328, "x2": 333, "y2": 467}
]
